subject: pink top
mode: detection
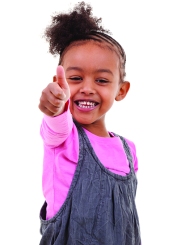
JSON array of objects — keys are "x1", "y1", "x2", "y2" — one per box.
[{"x1": 40, "y1": 108, "x2": 138, "y2": 220}]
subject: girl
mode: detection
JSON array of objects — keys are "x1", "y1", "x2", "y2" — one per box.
[{"x1": 38, "y1": 2, "x2": 141, "y2": 244}]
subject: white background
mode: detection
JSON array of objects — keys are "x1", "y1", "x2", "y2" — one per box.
[{"x1": 0, "y1": 0, "x2": 180, "y2": 244}]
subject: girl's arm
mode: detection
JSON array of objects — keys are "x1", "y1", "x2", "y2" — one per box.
[
  {"x1": 39, "y1": 66, "x2": 72, "y2": 147},
  {"x1": 40, "y1": 101, "x2": 73, "y2": 147}
]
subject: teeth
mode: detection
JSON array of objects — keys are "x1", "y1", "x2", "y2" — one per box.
[{"x1": 78, "y1": 101, "x2": 96, "y2": 108}]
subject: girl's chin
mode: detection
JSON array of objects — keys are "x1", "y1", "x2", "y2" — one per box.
[{"x1": 73, "y1": 117, "x2": 93, "y2": 125}]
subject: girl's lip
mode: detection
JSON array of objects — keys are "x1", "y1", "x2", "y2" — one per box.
[
  {"x1": 74, "y1": 100, "x2": 99, "y2": 106},
  {"x1": 74, "y1": 100, "x2": 99, "y2": 112}
]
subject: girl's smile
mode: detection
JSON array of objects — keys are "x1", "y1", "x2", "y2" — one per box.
[
  {"x1": 74, "y1": 100, "x2": 99, "y2": 111},
  {"x1": 61, "y1": 41, "x2": 129, "y2": 135}
]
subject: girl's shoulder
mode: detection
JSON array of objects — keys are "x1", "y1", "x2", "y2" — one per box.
[
  {"x1": 124, "y1": 137, "x2": 138, "y2": 172},
  {"x1": 112, "y1": 134, "x2": 138, "y2": 172}
]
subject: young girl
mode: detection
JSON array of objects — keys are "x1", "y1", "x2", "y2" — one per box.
[{"x1": 38, "y1": 2, "x2": 141, "y2": 244}]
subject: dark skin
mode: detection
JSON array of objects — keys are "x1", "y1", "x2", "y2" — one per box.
[{"x1": 39, "y1": 41, "x2": 130, "y2": 137}]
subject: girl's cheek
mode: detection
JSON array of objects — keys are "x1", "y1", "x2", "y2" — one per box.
[{"x1": 68, "y1": 85, "x2": 74, "y2": 94}]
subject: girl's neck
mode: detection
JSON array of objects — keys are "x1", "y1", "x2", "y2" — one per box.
[{"x1": 80, "y1": 123, "x2": 110, "y2": 137}]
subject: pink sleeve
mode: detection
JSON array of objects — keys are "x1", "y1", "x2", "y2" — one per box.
[
  {"x1": 40, "y1": 106, "x2": 73, "y2": 148},
  {"x1": 125, "y1": 138, "x2": 138, "y2": 172}
]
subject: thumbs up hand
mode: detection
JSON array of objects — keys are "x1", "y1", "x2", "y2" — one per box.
[{"x1": 38, "y1": 66, "x2": 70, "y2": 116}]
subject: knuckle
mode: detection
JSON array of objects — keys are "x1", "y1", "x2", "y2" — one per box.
[
  {"x1": 53, "y1": 99, "x2": 61, "y2": 107},
  {"x1": 55, "y1": 90, "x2": 63, "y2": 98}
]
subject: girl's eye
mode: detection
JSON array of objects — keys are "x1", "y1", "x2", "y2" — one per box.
[
  {"x1": 96, "y1": 79, "x2": 109, "y2": 84},
  {"x1": 69, "y1": 77, "x2": 82, "y2": 81}
]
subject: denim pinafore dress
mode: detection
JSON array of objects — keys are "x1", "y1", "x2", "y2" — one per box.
[{"x1": 39, "y1": 122, "x2": 141, "y2": 245}]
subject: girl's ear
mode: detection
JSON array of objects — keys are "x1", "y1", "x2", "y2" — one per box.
[{"x1": 115, "y1": 81, "x2": 130, "y2": 101}]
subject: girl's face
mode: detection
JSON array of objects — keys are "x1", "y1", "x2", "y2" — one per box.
[{"x1": 62, "y1": 41, "x2": 129, "y2": 133}]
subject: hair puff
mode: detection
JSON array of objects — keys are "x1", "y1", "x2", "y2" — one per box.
[{"x1": 44, "y1": 1, "x2": 111, "y2": 56}]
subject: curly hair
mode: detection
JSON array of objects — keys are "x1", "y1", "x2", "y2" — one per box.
[{"x1": 44, "y1": 1, "x2": 126, "y2": 80}]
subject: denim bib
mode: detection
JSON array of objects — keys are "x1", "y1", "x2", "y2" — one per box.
[{"x1": 39, "y1": 122, "x2": 141, "y2": 245}]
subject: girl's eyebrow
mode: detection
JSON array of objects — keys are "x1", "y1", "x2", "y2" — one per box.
[
  {"x1": 96, "y1": 69, "x2": 113, "y2": 75},
  {"x1": 66, "y1": 66, "x2": 113, "y2": 75},
  {"x1": 66, "y1": 67, "x2": 83, "y2": 72}
]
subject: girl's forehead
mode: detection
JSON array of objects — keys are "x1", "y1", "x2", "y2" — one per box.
[{"x1": 60, "y1": 40, "x2": 121, "y2": 64}]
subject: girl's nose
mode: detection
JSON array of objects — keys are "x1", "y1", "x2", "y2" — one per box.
[{"x1": 79, "y1": 80, "x2": 96, "y2": 95}]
